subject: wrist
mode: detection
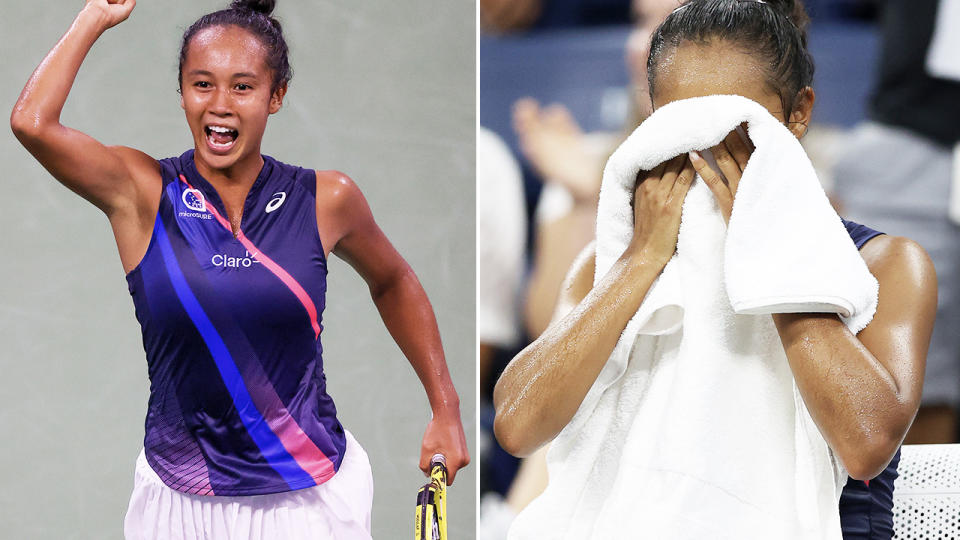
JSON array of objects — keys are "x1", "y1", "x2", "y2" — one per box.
[
  {"x1": 76, "y1": 5, "x2": 111, "y2": 35},
  {"x1": 622, "y1": 240, "x2": 672, "y2": 270},
  {"x1": 430, "y1": 396, "x2": 461, "y2": 418}
]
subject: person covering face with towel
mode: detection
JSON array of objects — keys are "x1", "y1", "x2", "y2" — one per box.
[{"x1": 493, "y1": 0, "x2": 937, "y2": 538}]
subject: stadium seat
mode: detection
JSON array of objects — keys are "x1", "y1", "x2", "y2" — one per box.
[{"x1": 893, "y1": 444, "x2": 960, "y2": 538}]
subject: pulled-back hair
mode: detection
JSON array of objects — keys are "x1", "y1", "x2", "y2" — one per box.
[
  {"x1": 178, "y1": 0, "x2": 292, "y2": 92},
  {"x1": 647, "y1": 0, "x2": 814, "y2": 117}
]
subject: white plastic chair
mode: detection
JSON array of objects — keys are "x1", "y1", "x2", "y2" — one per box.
[{"x1": 893, "y1": 444, "x2": 960, "y2": 538}]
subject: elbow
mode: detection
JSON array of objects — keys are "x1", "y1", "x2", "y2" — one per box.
[
  {"x1": 492, "y1": 384, "x2": 538, "y2": 458},
  {"x1": 369, "y1": 265, "x2": 415, "y2": 301},
  {"x1": 9, "y1": 107, "x2": 46, "y2": 146},
  {"x1": 10, "y1": 109, "x2": 32, "y2": 141},
  {"x1": 493, "y1": 409, "x2": 537, "y2": 458},
  {"x1": 836, "y1": 434, "x2": 900, "y2": 481}
]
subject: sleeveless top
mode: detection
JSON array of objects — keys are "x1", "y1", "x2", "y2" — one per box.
[
  {"x1": 126, "y1": 150, "x2": 346, "y2": 496},
  {"x1": 838, "y1": 218, "x2": 899, "y2": 539}
]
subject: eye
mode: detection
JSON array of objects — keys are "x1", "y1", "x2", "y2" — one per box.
[
  {"x1": 194, "y1": 81, "x2": 211, "y2": 88},
  {"x1": 235, "y1": 83, "x2": 252, "y2": 91}
]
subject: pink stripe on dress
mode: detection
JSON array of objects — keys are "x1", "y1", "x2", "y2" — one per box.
[
  {"x1": 178, "y1": 175, "x2": 334, "y2": 482},
  {"x1": 179, "y1": 174, "x2": 322, "y2": 339}
]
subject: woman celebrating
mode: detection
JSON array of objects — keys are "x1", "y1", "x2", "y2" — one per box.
[
  {"x1": 494, "y1": 0, "x2": 935, "y2": 538},
  {"x1": 10, "y1": 0, "x2": 469, "y2": 537}
]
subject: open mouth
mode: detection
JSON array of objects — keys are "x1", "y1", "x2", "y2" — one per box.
[{"x1": 204, "y1": 125, "x2": 239, "y2": 151}]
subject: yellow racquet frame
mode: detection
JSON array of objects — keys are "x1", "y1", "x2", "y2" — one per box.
[{"x1": 414, "y1": 454, "x2": 447, "y2": 540}]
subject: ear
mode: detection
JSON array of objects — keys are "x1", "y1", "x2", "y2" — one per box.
[
  {"x1": 787, "y1": 86, "x2": 815, "y2": 139},
  {"x1": 269, "y1": 82, "x2": 288, "y2": 114},
  {"x1": 179, "y1": 89, "x2": 185, "y2": 110}
]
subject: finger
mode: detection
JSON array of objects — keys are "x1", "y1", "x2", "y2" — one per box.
[
  {"x1": 659, "y1": 154, "x2": 687, "y2": 194},
  {"x1": 633, "y1": 162, "x2": 664, "y2": 212},
  {"x1": 669, "y1": 156, "x2": 695, "y2": 202},
  {"x1": 512, "y1": 98, "x2": 540, "y2": 130},
  {"x1": 690, "y1": 150, "x2": 732, "y2": 221},
  {"x1": 724, "y1": 128, "x2": 753, "y2": 181},
  {"x1": 724, "y1": 128, "x2": 752, "y2": 168},
  {"x1": 721, "y1": 141, "x2": 743, "y2": 197},
  {"x1": 738, "y1": 122, "x2": 756, "y2": 152},
  {"x1": 543, "y1": 103, "x2": 573, "y2": 127},
  {"x1": 709, "y1": 141, "x2": 741, "y2": 185},
  {"x1": 638, "y1": 161, "x2": 667, "y2": 186},
  {"x1": 446, "y1": 464, "x2": 458, "y2": 485}
]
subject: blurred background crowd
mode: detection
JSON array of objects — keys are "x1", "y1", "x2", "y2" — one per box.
[{"x1": 477, "y1": 0, "x2": 960, "y2": 537}]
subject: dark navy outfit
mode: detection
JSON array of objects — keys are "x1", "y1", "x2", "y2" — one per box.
[{"x1": 838, "y1": 218, "x2": 899, "y2": 539}]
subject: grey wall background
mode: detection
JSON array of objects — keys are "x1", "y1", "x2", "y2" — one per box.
[{"x1": 0, "y1": 1, "x2": 475, "y2": 538}]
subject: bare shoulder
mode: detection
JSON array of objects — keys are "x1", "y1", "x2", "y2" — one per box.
[
  {"x1": 315, "y1": 170, "x2": 361, "y2": 200},
  {"x1": 314, "y1": 169, "x2": 368, "y2": 213},
  {"x1": 860, "y1": 235, "x2": 936, "y2": 292},
  {"x1": 858, "y1": 234, "x2": 937, "y2": 338}
]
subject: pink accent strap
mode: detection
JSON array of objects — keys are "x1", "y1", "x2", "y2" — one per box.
[
  {"x1": 179, "y1": 175, "x2": 322, "y2": 339},
  {"x1": 178, "y1": 175, "x2": 333, "y2": 481}
]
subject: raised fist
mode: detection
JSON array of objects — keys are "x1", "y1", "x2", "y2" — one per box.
[{"x1": 83, "y1": 0, "x2": 136, "y2": 30}]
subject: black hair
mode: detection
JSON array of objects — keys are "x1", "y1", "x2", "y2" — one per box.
[
  {"x1": 647, "y1": 0, "x2": 814, "y2": 119},
  {"x1": 178, "y1": 0, "x2": 292, "y2": 92}
]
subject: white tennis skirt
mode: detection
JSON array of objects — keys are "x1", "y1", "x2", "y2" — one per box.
[{"x1": 124, "y1": 430, "x2": 373, "y2": 540}]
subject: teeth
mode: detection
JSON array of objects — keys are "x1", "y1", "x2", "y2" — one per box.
[{"x1": 209, "y1": 126, "x2": 235, "y2": 134}]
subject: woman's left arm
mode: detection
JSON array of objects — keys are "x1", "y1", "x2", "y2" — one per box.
[
  {"x1": 693, "y1": 132, "x2": 937, "y2": 481},
  {"x1": 315, "y1": 170, "x2": 470, "y2": 484},
  {"x1": 773, "y1": 236, "x2": 935, "y2": 480}
]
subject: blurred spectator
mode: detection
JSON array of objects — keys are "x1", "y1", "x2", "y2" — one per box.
[
  {"x1": 515, "y1": 0, "x2": 678, "y2": 337},
  {"x1": 477, "y1": 127, "x2": 528, "y2": 521},
  {"x1": 478, "y1": 127, "x2": 528, "y2": 392},
  {"x1": 833, "y1": 0, "x2": 960, "y2": 443}
]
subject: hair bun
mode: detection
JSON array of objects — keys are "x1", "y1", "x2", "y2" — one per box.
[{"x1": 229, "y1": 0, "x2": 276, "y2": 15}]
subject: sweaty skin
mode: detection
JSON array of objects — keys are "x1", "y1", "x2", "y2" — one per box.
[
  {"x1": 494, "y1": 41, "x2": 935, "y2": 482},
  {"x1": 11, "y1": 0, "x2": 468, "y2": 483}
]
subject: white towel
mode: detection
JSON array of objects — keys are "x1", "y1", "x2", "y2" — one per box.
[{"x1": 508, "y1": 95, "x2": 878, "y2": 540}]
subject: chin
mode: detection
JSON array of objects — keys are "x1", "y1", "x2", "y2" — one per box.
[{"x1": 195, "y1": 145, "x2": 239, "y2": 171}]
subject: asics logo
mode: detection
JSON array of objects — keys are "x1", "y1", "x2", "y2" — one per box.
[
  {"x1": 265, "y1": 192, "x2": 286, "y2": 213},
  {"x1": 182, "y1": 188, "x2": 206, "y2": 212}
]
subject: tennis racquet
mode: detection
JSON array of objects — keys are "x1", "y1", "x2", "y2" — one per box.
[{"x1": 414, "y1": 453, "x2": 447, "y2": 540}]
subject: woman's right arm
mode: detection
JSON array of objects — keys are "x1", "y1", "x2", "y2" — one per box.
[
  {"x1": 9, "y1": 0, "x2": 156, "y2": 218},
  {"x1": 493, "y1": 154, "x2": 695, "y2": 457}
]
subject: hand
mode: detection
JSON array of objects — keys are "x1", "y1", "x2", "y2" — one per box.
[
  {"x1": 82, "y1": 0, "x2": 136, "y2": 31},
  {"x1": 689, "y1": 124, "x2": 755, "y2": 224},
  {"x1": 420, "y1": 407, "x2": 470, "y2": 485},
  {"x1": 513, "y1": 98, "x2": 605, "y2": 202},
  {"x1": 627, "y1": 154, "x2": 695, "y2": 264}
]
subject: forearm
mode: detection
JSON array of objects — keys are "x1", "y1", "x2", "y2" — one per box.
[
  {"x1": 371, "y1": 266, "x2": 459, "y2": 414},
  {"x1": 11, "y1": 8, "x2": 108, "y2": 135},
  {"x1": 494, "y1": 247, "x2": 668, "y2": 456},
  {"x1": 774, "y1": 313, "x2": 910, "y2": 479}
]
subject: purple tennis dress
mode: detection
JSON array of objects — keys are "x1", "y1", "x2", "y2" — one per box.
[{"x1": 126, "y1": 150, "x2": 346, "y2": 496}]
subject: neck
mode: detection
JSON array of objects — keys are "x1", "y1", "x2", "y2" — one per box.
[{"x1": 193, "y1": 150, "x2": 265, "y2": 187}]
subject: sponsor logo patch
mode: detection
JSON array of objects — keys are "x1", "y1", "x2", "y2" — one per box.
[{"x1": 265, "y1": 191, "x2": 286, "y2": 214}]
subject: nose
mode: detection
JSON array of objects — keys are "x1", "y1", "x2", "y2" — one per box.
[{"x1": 209, "y1": 87, "x2": 233, "y2": 117}]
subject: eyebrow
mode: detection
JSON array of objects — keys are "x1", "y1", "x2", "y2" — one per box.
[{"x1": 187, "y1": 69, "x2": 259, "y2": 79}]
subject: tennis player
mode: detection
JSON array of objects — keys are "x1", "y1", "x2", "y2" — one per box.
[
  {"x1": 494, "y1": 0, "x2": 935, "y2": 537},
  {"x1": 11, "y1": 1, "x2": 469, "y2": 538}
]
